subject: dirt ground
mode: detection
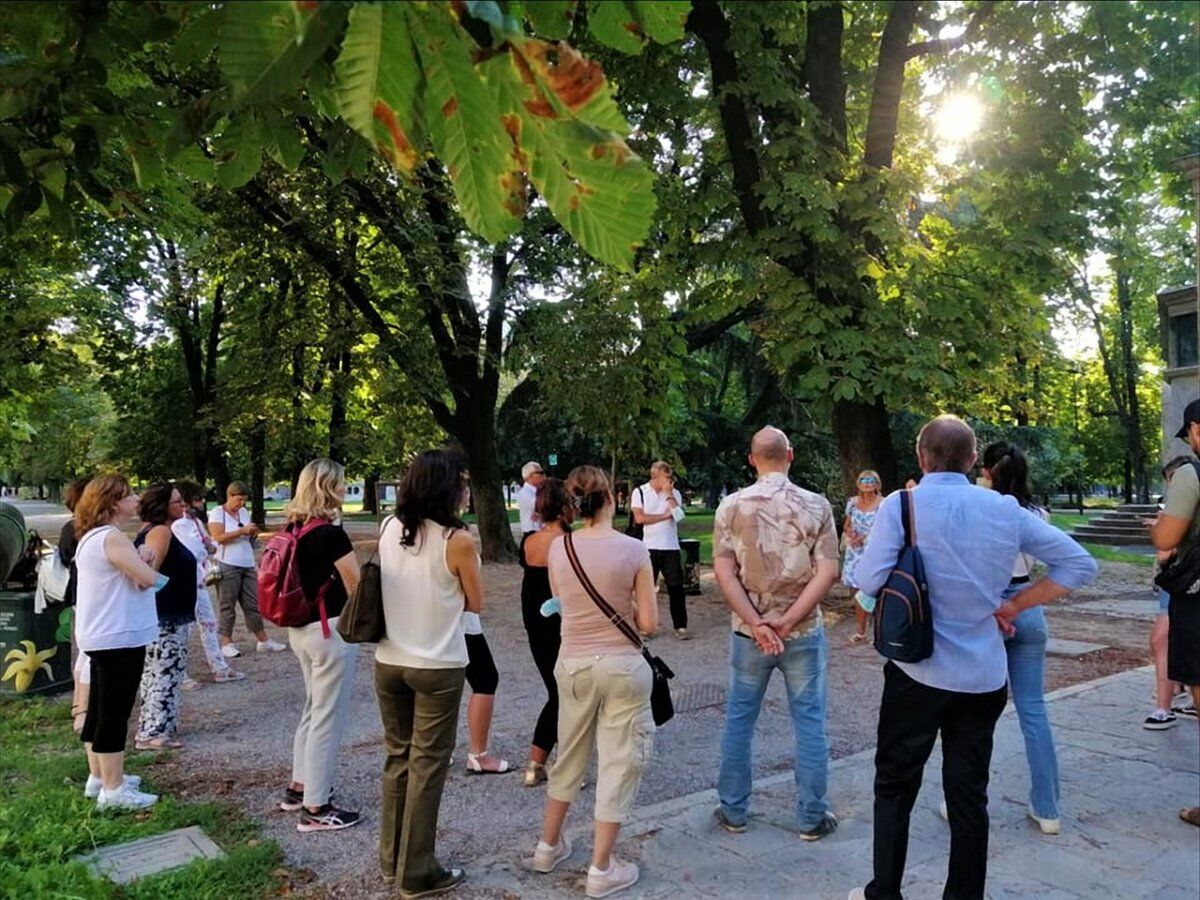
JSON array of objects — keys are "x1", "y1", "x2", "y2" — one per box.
[{"x1": 130, "y1": 557, "x2": 1159, "y2": 899}]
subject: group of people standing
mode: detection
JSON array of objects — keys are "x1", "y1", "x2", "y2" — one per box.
[{"x1": 55, "y1": 401, "x2": 1199, "y2": 900}]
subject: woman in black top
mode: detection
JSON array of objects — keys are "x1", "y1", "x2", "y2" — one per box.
[
  {"x1": 280, "y1": 458, "x2": 363, "y2": 834},
  {"x1": 133, "y1": 483, "x2": 197, "y2": 750},
  {"x1": 61, "y1": 477, "x2": 91, "y2": 732},
  {"x1": 518, "y1": 478, "x2": 574, "y2": 786}
]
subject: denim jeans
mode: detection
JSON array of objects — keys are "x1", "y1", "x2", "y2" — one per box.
[
  {"x1": 1004, "y1": 593, "x2": 1060, "y2": 820},
  {"x1": 718, "y1": 629, "x2": 830, "y2": 829}
]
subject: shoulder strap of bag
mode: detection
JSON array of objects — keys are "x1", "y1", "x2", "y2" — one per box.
[
  {"x1": 900, "y1": 489, "x2": 917, "y2": 548},
  {"x1": 563, "y1": 532, "x2": 643, "y2": 651}
]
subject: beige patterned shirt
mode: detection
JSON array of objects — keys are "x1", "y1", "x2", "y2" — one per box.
[{"x1": 712, "y1": 472, "x2": 839, "y2": 640}]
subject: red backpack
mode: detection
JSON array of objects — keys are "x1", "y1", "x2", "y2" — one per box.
[{"x1": 257, "y1": 518, "x2": 332, "y2": 638}]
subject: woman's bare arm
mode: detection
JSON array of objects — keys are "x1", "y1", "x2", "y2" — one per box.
[
  {"x1": 447, "y1": 530, "x2": 483, "y2": 613},
  {"x1": 632, "y1": 559, "x2": 659, "y2": 635},
  {"x1": 105, "y1": 531, "x2": 160, "y2": 588},
  {"x1": 143, "y1": 525, "x2": 171, "y2": 572},
  {"x1": 334, "y1": 552, "x2": 361, "y2": 597}
]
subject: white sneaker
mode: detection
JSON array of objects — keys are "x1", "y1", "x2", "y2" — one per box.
[
  {"x1": 181, "y1": 676, "x2": 201, "y2": 692},
  {"x1": 528, "y1": 834, "x2": 572, "y2": 873},
  {"x1": 221, "y1": 644, "x2": 241, "y2": 659},
  {"x1": 97, "y1": 782, "x2": 158, "y2": 811},
  {"x1": 586, "y1": 857, "x2": 639, "y2": 898},
  {"x1": 256, "y1": 639, "x2": 287, "y2": 653},
  {"x1": 1028, "y1": 806, "x2": 1061, "y2": 835},
  {"x1": 84, "y1": 774, "x2": 142, "y2": 799}
]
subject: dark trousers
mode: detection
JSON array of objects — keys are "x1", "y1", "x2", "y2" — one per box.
[
  {"x1": 375, "y1": 662, "x2": 465, "y2": 891},
  {"x1": 522, "y1": 600, "x2": 561, "y2": 754},
  {"x1": 80, "y1": 646, "x2": 146, "y2": 753},
  {"x1": 649, "y1": 548, "x2": 687, "y2": 629},
  {"x1": 866, "y1": 662, "x2": 1007, "y2": 900}
]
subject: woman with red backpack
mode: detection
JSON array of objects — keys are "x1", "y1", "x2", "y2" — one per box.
[{"x1": 276, "y1": 458, "x2": 362, "y2": 833}]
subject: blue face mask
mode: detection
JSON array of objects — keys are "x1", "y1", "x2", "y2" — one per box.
[{"x1": 540, "y1": 597, "x2": 562, "y2": 618}]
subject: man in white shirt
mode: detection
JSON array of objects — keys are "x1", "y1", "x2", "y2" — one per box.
[
  {"x1": 632, "y1": 461, "x2": 690, "y2": 639},
  {"x1": 516, "y1": 461, "x2": 546, "y2": 536}
]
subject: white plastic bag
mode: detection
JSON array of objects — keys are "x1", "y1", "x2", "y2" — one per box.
[{"x1": 34, "y1": 549, "x2": 70, "y2": 613}]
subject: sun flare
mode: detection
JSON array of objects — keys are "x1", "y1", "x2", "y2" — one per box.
[{"x1": 934, "y1": 92, "x2": 985, "y2": 145}]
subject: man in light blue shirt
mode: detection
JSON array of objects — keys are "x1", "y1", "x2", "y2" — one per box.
[{"x1": 848, "y1": 415, "x2": 1097, "y2": 900}]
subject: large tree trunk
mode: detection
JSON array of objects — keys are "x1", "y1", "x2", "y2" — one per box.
[
  {"x1": 329, "y1": 347, "x2": 350, "y2": 464},
  {"x1": 458, "y1": 407, "x2": 514, "y2": 561},
  {"x1": 363, "y1": 469, "x2": 379, "y2": 515},
  {"x1": 1115, "y1": 271, "x2": 1148, "y2": 503},
  {"x1": 833, "y1": 398, "x2": 900, "y2": 494},
  {"x1": 249, "y1": 418, "x2": 266, "y2": 528}
]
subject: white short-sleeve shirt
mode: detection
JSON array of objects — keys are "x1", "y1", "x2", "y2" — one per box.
[
  {"x1": 211, "y1": 505, "x2": 255, "y2": 568},
  {"x1": 632, "y1": 482, "x2": 683, "y2": 551}
]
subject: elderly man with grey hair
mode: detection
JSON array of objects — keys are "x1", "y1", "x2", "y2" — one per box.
[
  {"x1": 517, "y1": 461, "x2": 546, "y2": 536},
  {"x1": 848, "y1": 415, "x2": 1097, "y2": 900}
]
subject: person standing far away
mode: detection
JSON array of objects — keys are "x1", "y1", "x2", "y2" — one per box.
[
  {"x1": 59, "y1": 476, "x2": 92, "y2": 733},
  {"x1": 847, "y1": 415, "x2": 1098, "y2": 900},
  {"x1": 631, "y1": 461, "x2": 691, "y2": 640},
  {"x1": 1148, "y1": 397, "x2": 1200, "y2": 829},
  {"x1": 843, "y1": 470, "x2": 883, "y2": 644},
  {"x1": 208, "y1": 481, "x2": 286, "y2": 656},
  {"x1": 710, "y1": 426, "x2": 841, "y2": 840},
  {"x1": 517, "y1": 462, "x2": 546, "y2": 536}
]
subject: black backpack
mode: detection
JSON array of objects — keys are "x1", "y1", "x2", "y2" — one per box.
[
  {"x1": 624, "y1": 486, "x2": 645, "y2": 540},
  {"x1": 873, "y1": 490, "x2": 933, "y2": 663}
]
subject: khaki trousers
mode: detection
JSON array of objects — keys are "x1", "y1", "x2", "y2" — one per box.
[
  {"x1": 549, "y1": 654, "x2": 655, "y2": 823},
  {"x1": 374, "y1": 662, "x2": 465, "y2": 891}
]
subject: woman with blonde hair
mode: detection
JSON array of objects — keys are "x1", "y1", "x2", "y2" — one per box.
[
  {"x1": 74, "y1": 475, "x2": 162, "y2": 810},
  {"x1": 279, "y1": 458, "x2": 362, "y2": 833},
  {"x1": 842, "y1": 469, "x2": 882, "y2": 643},
  {"x1": 527, "y1": 465, "x2": 658, "y2": 899}
]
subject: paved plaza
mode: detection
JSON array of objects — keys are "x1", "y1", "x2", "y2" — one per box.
[{"x1": 464, "y1": 667, "x2": 1199, "y2": 899}]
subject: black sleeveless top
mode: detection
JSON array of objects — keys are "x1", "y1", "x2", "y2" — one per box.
[
  {"x1": 135, "y1": 526, "x2": 197, "y2": 626},
  {"x1": 519, "y1": 532, "x2": 553, "y2": 614}
]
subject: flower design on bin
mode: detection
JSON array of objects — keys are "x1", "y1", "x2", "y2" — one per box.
[{"x1": 2, "y1": 640, "x2": 57, "y2": 693}]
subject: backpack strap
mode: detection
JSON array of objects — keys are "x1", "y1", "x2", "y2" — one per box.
[
  {"x1": 293, "y1": 517, "x2": 333, "y2": 638},
  {"x1": 900, "y1": 489, "x2": 917, "y2": 548}
]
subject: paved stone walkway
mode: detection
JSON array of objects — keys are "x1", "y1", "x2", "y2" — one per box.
[{"x1": 465, "y1": 667, "x2": 1199, "y2": 899}]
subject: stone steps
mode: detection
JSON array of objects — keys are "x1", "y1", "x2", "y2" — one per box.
[{"x1": 1070, "y1": 505, "x2": 1154, "y2": 547}]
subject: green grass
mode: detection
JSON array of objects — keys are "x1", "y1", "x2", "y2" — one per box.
[
  {"x1": 1049, "y1": 512, "x2": 1090, "y2": 531},
  {"x1": 678, "y1": 513, "x2": 715, "y2": 564},
  {"x1": 0, "y1": 698, "x2": 284, "y2": 899},
  {"x1": 1078, "y1": 544, "x2": 1154, "y2": 567}
]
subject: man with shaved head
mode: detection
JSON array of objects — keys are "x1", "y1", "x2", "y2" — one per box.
[
  {"x1": 711, "y1": 426, "x2": 841, "y2": 840},
  {"x1": 847, "y1": 415, "x2": 1097, "y2": 900}
]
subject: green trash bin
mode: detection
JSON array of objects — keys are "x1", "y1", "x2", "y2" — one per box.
[
  {"x1": 679, "y1": 538, "x2": 702, "y2": 596},
  {"x1": 0, "y1": 590, "x2": 74, "y2": 697}
]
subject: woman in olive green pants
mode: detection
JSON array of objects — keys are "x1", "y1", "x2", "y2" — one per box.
[{"x1": 374, "y1": 450, "x2": 482, "y2": 898}]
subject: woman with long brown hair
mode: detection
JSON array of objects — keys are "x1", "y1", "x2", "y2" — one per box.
[{"x1": 74, "y1": 475, "x2": 162, "y2": 810}]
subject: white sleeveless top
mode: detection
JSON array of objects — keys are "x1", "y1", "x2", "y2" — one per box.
[
  {"x1": 376, "y1": 518, "x2": 468, "y2": 669},
  {"x1": 74, "y1": 526, "x2": 159, "y2": 652}
]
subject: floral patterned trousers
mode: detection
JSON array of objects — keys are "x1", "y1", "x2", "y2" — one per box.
[{"x1": 137, "y1": 621, "x2": 190, "y2": 740}]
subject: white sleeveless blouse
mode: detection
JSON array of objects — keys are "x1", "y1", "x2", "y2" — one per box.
[{"x1": 74, "y1": 526, "x2": 159, "y2": 652}]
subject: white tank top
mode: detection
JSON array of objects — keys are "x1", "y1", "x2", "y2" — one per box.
[
  {"x1": 74, "y1": 526, "x2": 160, "y2": 652},
  {"x1": 375, "y1": 518, "x2": 469, "y2": 669}
]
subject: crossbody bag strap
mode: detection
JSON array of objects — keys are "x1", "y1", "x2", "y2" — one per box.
[
  {"x1": 900, "y1": 489, "x2": 916, "y2": 548},
  {"x1": 563, "y1": 532, "x2": 643, "y2": 652}
]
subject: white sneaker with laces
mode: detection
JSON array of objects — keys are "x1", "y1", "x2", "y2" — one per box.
[
  {"x1": 84, "y1": 774, "x2": 142, "y2": 799},
  {"x1": 97, "y1": 782, "x2": 158, "y2": 811},
  {"x1": 257, "y1": 639, "x2": 287, "y2": 652},
  {"x1": 586, "y1": 857, "x2": 639, "y2": 898},
  {"x1": 528, "y1": 835, "x2": 572, "y2": 873},
  {"x1": 221, "y1": 644, "x2": 241, "y2": 658}
]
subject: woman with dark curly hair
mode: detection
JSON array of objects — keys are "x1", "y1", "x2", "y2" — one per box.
[
  {"x1": 133, "y1": 483, "x2": 197, "y2": 751},
  {"x1": 518, "y1": 477, "x2": 574, "y2": 786}
]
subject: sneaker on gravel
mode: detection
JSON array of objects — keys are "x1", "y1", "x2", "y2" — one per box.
[
  {"x1": 586, "y1": 857, "x2": 639, "y2": 898},
  {"x1": 297, "y1": 803, "x2": 360, "y2": 833},
  {"x1": 84, "y1": 774, "x2": 141, "y2": 799},
  {"x1": 675, "y1": 628, "x2": 691, "y2": 641},
  {"x1": 97, "y1": 782, "x2": 158, "y2": 811},
  {"x1": 798, "y1": 811, "x2": 839, "y2": 841},
  {"x1": 399, "y1": 867, "x2": 466, "y2": 899},
  {"x1": 221, "y1": 644, "x2": 241, "y2": 658},
  {"x1": 1144, "y1": 709, "x2": 1177, "y2": 730},
  {"x1": 213, "y1": 669, "x2": 246, "y2": 683},
  {"x1": 257, "y1": 639, "x2": 287, "y2": 653},
  {"x1": 713, "y1": 808, "x2": 747, "y2": 833},
  {"x1": 181, "y1": 676, "x2": 201, "y2": 692},
  {"x1": 528, "y1": 834, "x2": 572, "y2": 873},
  {"x1": 280, "y1": 786, "x2": 304, "y2": 812},
  {"x1": 1171, "y1": 701, "x2": 1197, "y2": 719},
  {"x1": 1028, "y1": 806, "x2": 1061, "y2": 835}
]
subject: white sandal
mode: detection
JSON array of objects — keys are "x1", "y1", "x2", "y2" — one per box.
[{"x1": 466, "y1": 750, "x2": 510, "y2": 775}]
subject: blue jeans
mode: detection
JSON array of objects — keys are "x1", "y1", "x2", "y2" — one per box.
[
  {"x1": 1004, "y1": 594, "x2": 1060, "y2": 820},
  {"x1": 718, "y1": 629, "x2": 830, "y2": 829}
]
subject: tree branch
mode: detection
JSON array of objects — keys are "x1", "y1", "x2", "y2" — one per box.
[{"x1": 904, "y1": 1, "x2": 996, "y2": 61}]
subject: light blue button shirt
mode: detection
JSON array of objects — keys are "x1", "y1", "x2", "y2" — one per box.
[{"x1": 856, "y1": 473, "x2": 1098, "y2": 693}]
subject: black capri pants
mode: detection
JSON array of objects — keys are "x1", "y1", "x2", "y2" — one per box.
[
  {"x1": 465, "y1": 632, "x2": 499, "y2": 695},
  {"x1": 80, "y1": 646, "x2": 147, "y2": 753}
]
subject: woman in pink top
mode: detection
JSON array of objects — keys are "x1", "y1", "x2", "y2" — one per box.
[{"x1": 526, "y1": 466, "x2": 658, "y2": 899}]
